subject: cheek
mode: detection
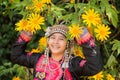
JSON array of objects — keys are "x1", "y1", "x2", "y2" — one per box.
[{"x1": 61, "y1": 42, "x2": 67, "y2": 49}]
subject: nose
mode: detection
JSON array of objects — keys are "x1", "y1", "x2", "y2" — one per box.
[{"x1": 54, "y1": 38, "x2": 59, "y2": 44}]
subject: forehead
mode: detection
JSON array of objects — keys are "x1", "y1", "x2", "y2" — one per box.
[{"x1": 50, "y1": 33, "x2": 66, "y2": 38}]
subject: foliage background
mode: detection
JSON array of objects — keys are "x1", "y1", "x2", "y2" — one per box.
[{"x1": 0, "y1": 0, "x2": 120, "y2": 80}]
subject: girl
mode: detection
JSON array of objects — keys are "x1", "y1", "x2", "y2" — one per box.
[{"x1": 11, "y1": 25, "x2": 103, "y2": 80}]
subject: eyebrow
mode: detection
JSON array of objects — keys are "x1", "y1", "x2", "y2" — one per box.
[{"x1": 50, "y1": 34, "x2": 66, "y2": 39}]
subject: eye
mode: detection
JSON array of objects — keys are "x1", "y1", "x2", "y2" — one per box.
[
  {"x1": 59, "y1": 38, "x2": 64, "y2": 40},
  {"x1": 50, "y1": 36, "x2": 55, "y2": 39},
  {"x1": 59, "y1": 37, "x2": 66, "y2": 41}
]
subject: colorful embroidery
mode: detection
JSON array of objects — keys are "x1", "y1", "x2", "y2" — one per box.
[
  {"x1": 80, "y1": 60, "x2": 86, "y2": 67},
  {"x1": 20, "y1": 32, "x2": 31, "y2": 42},
  {"x1": 34, "y1": 55, "x2": 73, "y2": 80},
  {"x1": 64, "y1": 68, "x2": 73, "y2": 80},
  {"x1": 35, "y1": 55, "x2": 62, "y2": 80},
  {"x1": 77, "y1": 33, "x2": 92, "y2": 45}
]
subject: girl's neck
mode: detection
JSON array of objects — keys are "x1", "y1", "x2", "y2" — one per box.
[{"x1": 51, "y1": 53, "x2": 64, "y2": 61}]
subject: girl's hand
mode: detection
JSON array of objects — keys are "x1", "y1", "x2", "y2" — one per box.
[
  {"x1": 75, "y1": 28, "x2": 95, "y2": 47},
  {"x1": 21, "y1": 30, "x2": 33, "y2": 38},
  {"x1": 19, "y1": 31, "x2": 33, "y2": 42}
]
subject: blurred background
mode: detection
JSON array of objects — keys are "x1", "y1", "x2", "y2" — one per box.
[{"x1": 0, "y1": 0, "x2": 120, "y2": 80}]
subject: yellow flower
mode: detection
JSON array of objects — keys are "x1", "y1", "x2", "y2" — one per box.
[
  {"x1": 31, "y1": 48, "x2": 41, "y2": 53},
  {"x1": 32, "y1": 0, "x2": 46, "y2": 12},
  {"x1": 28, "y1": 13, "x2": 44, "y2": 33},
  {"x1": 39, "y1": 36, "x2": 47, "y2": 47},
  {"x1": 15, "y1": 19, "x2": 29, "y2": 32},
  {"x1": 12, "y1": 76, "x2": 21, "y2": 80},
  {"x1": 31, "y1": 37, "x2": 47, "y2": 53},
  {"x1": 87, "y1": 25, "x2": 93, "y2": 35},
  {"x1": 94, "y1": 24, "x2": 111, "y2": 41},
  {"x1": 74, "y1": 46, "x2": 85, "y2": 59},
  {"x1": 38, "y1": 46, "x2": 45, "y2": 52},
  {"x1": 106, "y1": 74, "x2": 115, "y2": 80},
  {"x1": 69, "y1": 24, "x2": 83, "y2": 39},
  {"x1": 41, "y1": 0, "x2": 52, "y2": 4},
  {"x1": 88, "y1": 71, "x2": 104, "y2": 80},
  {"x1": 70, "y1": 0, "x2": 75, "y2": 3},
  {"x1": 82, "y1": 9, "x2": 101, "y2": 26},
  {"x1": 31, "y1": 45, "x2": 45, "y2": 53},
  {"x1": 111, "y1": 5, "x2": 116, "y2": 10}
]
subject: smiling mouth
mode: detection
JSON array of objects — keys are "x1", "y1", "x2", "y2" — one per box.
[{"x1": 51, "y1": 45, "x2": 60, "y2": 49}]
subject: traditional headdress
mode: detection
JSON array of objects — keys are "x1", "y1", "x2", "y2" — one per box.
[{"x1": 45, "y1": 25, "x2": 69, "y2": 38}]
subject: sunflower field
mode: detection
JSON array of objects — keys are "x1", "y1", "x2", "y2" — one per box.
[{"x1": 0, "y1": 0, "x2": 120, "y2": 80}]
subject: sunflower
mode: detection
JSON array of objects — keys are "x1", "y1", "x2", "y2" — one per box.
[
  {"x1": 68, "y1": 24, "x2": 83, "y2": 40},
  {"x1": 38, "y1": 36, "x2": 47, "y2": 47},
  {"x1": 82, "y1": 9, "x2": 101, "y2": 26},
  {"x1": 87, "y1": 25, "x2": 93, "y2": 35},
  {"x1": 94, "y1": 24, "x2": 111, "y2": 42},
  {"x1": 38, "y1": 46, "x2": 45, "y2": 53},
  {"x1": 106, "y1": 74, "x2": 115, "y2": 80},
  {"x1": 41, "y1": 0, "x2": 52, "y2": 4},
  {"x1": 12, "y1": 76, "x2": 21, "y2": 80},
  {"x1": 28, "y1": 13, "x2": 44, "y2": 33},
  {"x1": 88, "y1": 71, "x2": 104, "y2": 80},
  {"x1": 70, "y1": 0, "x2": 75, "y2": 3},
  {"x1": 74, "y1": 46, "x2": 85, "y2": 59},
  {"x1": 32, "y1": 0, "x2": 46, "y2": 12},
  {"x1": 15, "y1": 19, "x2": 29, "y2": 31},
  {"x1": 31, "y1": 48, "x2": 41, "y2": 53}
]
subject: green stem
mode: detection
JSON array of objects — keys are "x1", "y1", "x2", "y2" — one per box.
[{"x1": 103, "y1": 41, "x2": 110, "y2": 57}]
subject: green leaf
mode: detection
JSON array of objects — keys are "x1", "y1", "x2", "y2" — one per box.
[
  {"x1": 51, "y1": 4, "x2": 65, "y2": 18},
  {"x1": 65, "y1": 3, "x2": 74, "y2": 9},
  {"x1": 89, "y1": 0, "x2": 98, "y2": 7},
  {"x1": 105, "y1": 54, "x2": 117, "y2": 68},
  {"x1": 71, "y1": 13, "x2": 79, "y2": 24},
  {"x1": 61, "y1": 13, "x2": 73, "y2": 22},
  {"x1": 111, "y1": 40, "x2": 120, "y2": 56},
  {"x1": 17, "y1": 66, "x2": 26, "y2": 76},
  {"x1": 14, "y1": 0, "x2": 21, "y2": 2},
  {"x1": 100, "y1": 0, "x2": 108, "y2": 13},
  {"x1": 100, "y1": 0, "x2": 118, "y2": 27},
  {"x1": 77, "y1": 3, "x2": 87, "y2": 14},
  {"x1": 46, "y1": 13, "x2": 54, "y2": 25},
  {"x1": 106, "y1": 7, "x2": 118, "y2": 28}
]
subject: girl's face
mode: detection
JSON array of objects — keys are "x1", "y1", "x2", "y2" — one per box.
[{"x1": 48, "y1": 33, "x2": 67, "y2": 55}]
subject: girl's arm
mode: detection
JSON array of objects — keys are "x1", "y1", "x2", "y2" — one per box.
[
  {"x1": 11, "y1": 31, "x2": 41, "y2": 68},
  {"x1": 68, "y1": 28, "x2": 103, "y2": 76}
]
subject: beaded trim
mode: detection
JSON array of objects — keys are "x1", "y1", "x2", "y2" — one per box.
[
  {"x1": 50, "y1": 28, "x2": 67, "y2": 37},
  {"x1": 45, "y1": 25, "x2": 69, "y2": 37}
]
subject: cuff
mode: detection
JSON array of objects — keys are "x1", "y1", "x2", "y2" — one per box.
[
  {"x1": 76, "y1": 28, "x2": 96, "y2": 47},
  {"x1": 17, "y1": 32, "x2": 32, "y2": 42},
  {"x1": 79, "y1": 60, "x2": 86, "y2": 67},
  {"x1": 76, "y1": 33, "x2": 92, "y2": 45}
]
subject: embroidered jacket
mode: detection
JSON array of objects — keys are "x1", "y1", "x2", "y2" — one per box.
[{"x1": 11, "y1": 31, "x2": 103, "y2": 80}]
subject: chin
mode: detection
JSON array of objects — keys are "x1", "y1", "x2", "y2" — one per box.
[{"x1": 52, "y1": 52, "x2": 60, "y2": 54}]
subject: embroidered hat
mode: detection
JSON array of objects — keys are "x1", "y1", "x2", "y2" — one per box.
[{"x1": 45, "y1": 25, "x2": 69, "y2": 37}]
